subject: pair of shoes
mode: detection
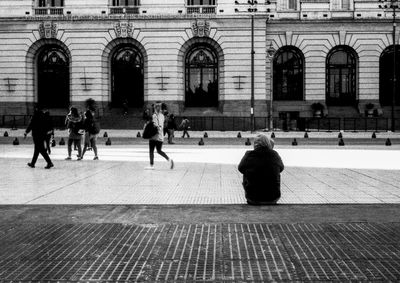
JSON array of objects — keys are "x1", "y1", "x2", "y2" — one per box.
[
  {"x1": 27, "y1": 163, "x2": 35, "y2": 168},
  {"x1": 93, "y1": 156, "x2": 99, "y2": 160},
  {"x1": 169, "y1": 159, "x2": 174, "y2": 170},
  {"x1": 145, "y1": 165, "x2": 154, "y2": 170},
  {"x1": 45, "y1": 163, "x2": 54, "y2": 169},
  {"x1": 65, "y1": 157, "x2": 71, "y2": 160},
  {"x1": 77, "y1": 156, "x2": 82, "y2": 161}
]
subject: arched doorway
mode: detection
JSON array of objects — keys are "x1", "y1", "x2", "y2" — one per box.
[
  {"x1": 37, "y1": 46, "x2": 70, "y2": 108},
  {"x1": 273, "y1": 46, "x2": 304, "y2": 101},
  {"x1": 326, "y1": 46, "x2": 358, "y2": 106},
  {"x1": 185, "y1": 44, "x2": 219, "y2": 107},
  {"x1": 380, "y1": 45, "x2": 400, "y2": 106},
  {"x1": 111, "y1": 45, "x2": 144, "y2": 107}
]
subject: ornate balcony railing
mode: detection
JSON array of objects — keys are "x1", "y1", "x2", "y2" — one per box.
[
  {"x1": 34, "y1": 7, "x2": 64, "y2": 15},
  {"x1": 187, "y1": 6, "x2": 216, "y2": 14},
  {"x1": 109, "y1": 6, "x2": 140, "y2": 14}
]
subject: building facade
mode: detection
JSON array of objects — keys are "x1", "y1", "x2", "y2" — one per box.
[{"x1": 0, "y1": 0, "x2": 398, "y2": 120}]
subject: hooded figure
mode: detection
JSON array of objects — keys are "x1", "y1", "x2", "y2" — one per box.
[{"x1": 238, "y1": 134, "x2": 284, "y2": 205}]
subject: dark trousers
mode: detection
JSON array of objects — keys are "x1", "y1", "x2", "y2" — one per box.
[
  {"x1": 149, "y1": 140, "x2": 169, "y2": 165},
  {"x1": 182, "y1": 129, "x2": 190, "y2": 138},
  {"x1": 31, "y1": 138, "x2": 52, "y2": 165},
  {"x1": 167, "y1": 129, "x2": 174, "y2": 144}
]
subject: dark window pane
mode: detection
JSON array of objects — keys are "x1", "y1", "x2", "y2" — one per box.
[
  {"x1": 273, "y1": 47, "x2": 304, "y2": 101},
  {"x1": 185, "y1": 45, "x2": 218, "y2": 107},
  {"x1": 380, "y1": 45, "x2": 400, "y2": 106},
  {"x1": 326, "y1": 46, "x2": 357, "y2": 106}
]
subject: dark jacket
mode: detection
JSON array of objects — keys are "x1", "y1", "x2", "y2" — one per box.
[
  {"x1": 238, "y1": 148, "x2": 284, "y2": 202},
  {"x1": 167, "y1": 115, "x2": 177, "y2": 130},
  {"x1": 26, "y1": 110, "x2": 48, "y2": 140}
]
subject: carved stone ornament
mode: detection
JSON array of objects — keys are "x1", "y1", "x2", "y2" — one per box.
[
  {"x1": 191, "y1": 20, "x2": 210, "y2": 38},
  {"x1": 39, "y1": 21, "x2": 57, "y2": 39},
  {"x1": 114, "y1": 21, "x2": 134, "y2": 38}
]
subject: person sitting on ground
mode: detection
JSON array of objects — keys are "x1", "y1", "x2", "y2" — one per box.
[{"x1": 238, "y1": 134, "x2": 284, "y2": 205}]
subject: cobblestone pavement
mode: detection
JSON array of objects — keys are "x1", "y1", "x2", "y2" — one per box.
[{"x1": 0, "y1": 221, "x2": 399, "y2": 282}]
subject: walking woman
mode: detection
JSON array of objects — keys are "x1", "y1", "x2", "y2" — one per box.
[
  {"x1": 146, "y1": 102, "x2": 174, "y2": 170},
  {"x1": 24, "y1": 106, "x2": 54, "y2": 169},
  {"x1": 81, "y1": 109, "x2": 99, "y2": 160},
  {"x1": 65, "y1": 107, "x2": 83, "y2": 160}
]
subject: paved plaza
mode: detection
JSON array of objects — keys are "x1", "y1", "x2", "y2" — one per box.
[
  {"x1": 1, "y1": 136, "x2": 400, "y2": 281},
  {"x1": 1, "y1": 143, "x2": 400, "y2": 204}
]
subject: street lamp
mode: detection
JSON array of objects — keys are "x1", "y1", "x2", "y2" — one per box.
[
  {"x1": 235, "y1": 1, "x2": 258, "y2": 132},
  {"x1": 267, "y1": 41, "x2": 276, "y2": 131},
  {"x1": 379, "y1": 0, "x2": 399, "y2": 132}
]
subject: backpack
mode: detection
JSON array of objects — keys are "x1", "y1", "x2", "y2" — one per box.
[
  {"x1": 142, "y1": 121, "x2": 158, "y2": 139},
  {"x1": 90, "y1": 120, "x2": 100, "y2": 135}
]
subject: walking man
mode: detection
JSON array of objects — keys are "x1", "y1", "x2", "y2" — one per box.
[{"x1": 24, "y1": 105, "x2": 54, "y2": 169}]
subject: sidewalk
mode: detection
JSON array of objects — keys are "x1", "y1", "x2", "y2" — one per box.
[
  {"x1": 1, "y1": 145, "x2": 400, "y2": 204},
  {"x1": 2, "y1": 128, "x2": 400, "y2": 139},
  {"x1": 1, "y1": 144, "x2": 400, "y2": 281}
]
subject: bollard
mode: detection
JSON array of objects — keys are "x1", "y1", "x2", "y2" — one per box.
[
  {"x1": 304, "y1": 132, "x2": 309, "y2": 138},
  {"x1": 204, "y1": 132, "x2": 208, "y2": 138},
  {"x1": 3, "y1": 131, "x2": 8, "y2": 137},
  {"x1": 12, "y1": 137, "x2": 19, "y2": 145},
  {"x1": 198, "y1": 138, "x2": 204, "y2": 146},
  {"x1": 103, "y1": 131, "x2": 108, "y2": 138},
  {"x1": 338, "y1": 138, "x2": 345, "y2": 146},
  {"x1": 245, "y1": 138, "x2": 251, "y2": 146},
  {"x1": 59, "y1": 137, "x2": 65, "y2": 146},
  {"x1": 237, "y1": 132, "x2": 242, "y2": 138},
  {"x1": 105, "y1": 138, "x2": 111, "y2": 146},
  {"x1": 137, "y1": 132, "x2": 141, "y2": 138},
  {"x1": 372, "y1": 132, "x2": 376, "y2": 139},
  {"x1": 51, "y1": 138, "x2": 56, "y2": 147},
  {"x1": 385, "y1": 138, "x2": 392, "y2": 146},
  {"x1": 292, "y1": 138, "x2": 298, "y2": 146},
  {"x1": 338, "y1": 132, "x2": 343, "y2": 139},
  {"x1": 271, "y1": 132, "x2": 275, "y2": 138}
]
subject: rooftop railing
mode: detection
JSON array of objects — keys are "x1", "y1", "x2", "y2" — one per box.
[
  {"x1": 187, "y1": 6, "x2": 216, "y2": 14},
  {"x1": 109, "y1": 6, "x2": 140, "y2": 14},
  {"x1": 34, "y1": 7, "x2": 64, "y2": 15}
]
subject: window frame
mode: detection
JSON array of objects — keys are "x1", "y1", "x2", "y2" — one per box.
[
  {"x1": 326, "y1": 46, "x2": 358, "y2": 106},
  {"x1": 273, "y1": 46, "x2": 305, "y2": 101},
  {"x1": 185, "y1": 44, "x2": 219, "y2": 108}
]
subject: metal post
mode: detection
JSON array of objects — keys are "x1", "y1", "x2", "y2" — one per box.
[
  {"x1": 392, "y1": 4, "x2": 397, "y2": 131},
  {"x1": 250, "y1": 13, "x2": 255, "y2": 132},
  {"x1": 269, "y1": 55, "x2": 273, "y2": 131}
]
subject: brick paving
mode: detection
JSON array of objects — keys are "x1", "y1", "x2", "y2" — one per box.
[
  {"x1": 1, "y1": 143, "x2": 400, "y2": 282},
  {"x1": 0, "y1": 222, "x2": 399, "y2": 282}
]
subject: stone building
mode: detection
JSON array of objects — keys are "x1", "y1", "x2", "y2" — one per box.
[{"x1": 0, "y1": 0, "x2": 398, "y2": 123}]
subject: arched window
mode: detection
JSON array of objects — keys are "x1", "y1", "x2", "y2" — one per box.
[
  {"x1": 111, "y1": 45, "x2": 144, "y2": 107},
  {"x1": 380, "y1": 45, "x2": 400, "y2": 106},
  {"x1": 273, "y1": 46, "x2": 304, "y2": 101},
  {"x1": 37, "y1": 46, "x2": 69, "y2": 108},
  {"x1": 326, "y1": 46, "x2": 357, "y2": 106},
  {"x1": 185, "y1": 45, "x2": 218, "y2": 107}
]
